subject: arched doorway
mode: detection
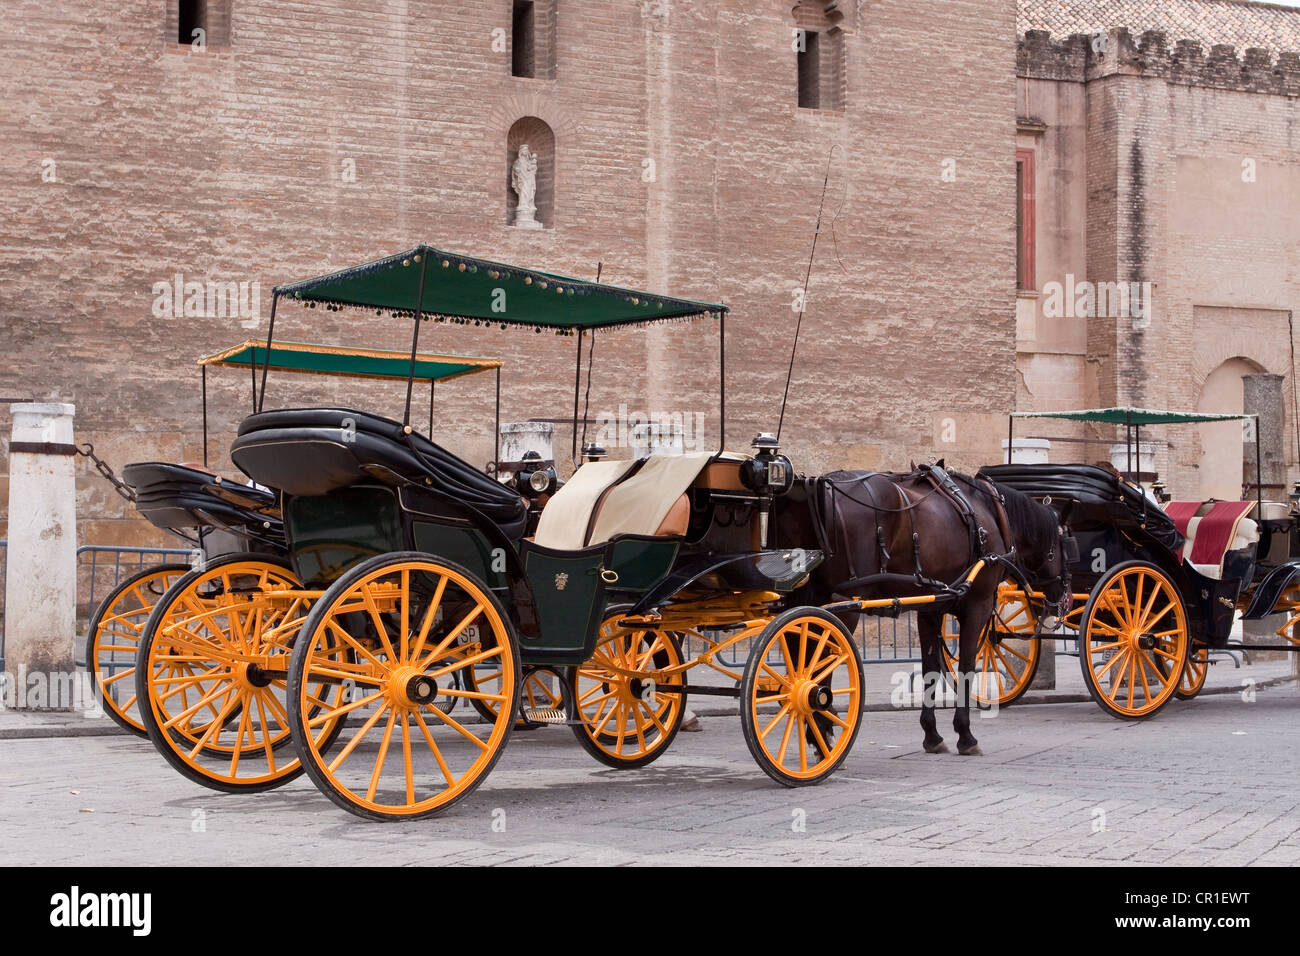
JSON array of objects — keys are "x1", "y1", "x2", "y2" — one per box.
[{"x1": 1196, "y1": 357, "x2": 1263, "y2": 500}]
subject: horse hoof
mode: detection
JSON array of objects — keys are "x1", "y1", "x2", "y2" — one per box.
[
  {"x1": 957, "y1": 744, "x2": 983, "y2": 756},
  {"x1": 923, "y1": 740, "x2": 949, "y2": 754}
]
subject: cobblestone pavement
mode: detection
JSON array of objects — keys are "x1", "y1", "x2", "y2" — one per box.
[{"x1": 1, "y1": 682, "x2": 1296, "y2": 866}]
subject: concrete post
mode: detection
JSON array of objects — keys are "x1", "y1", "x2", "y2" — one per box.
[
  {"x1": 4, "y1": 403, "x2": 78, "y2": 710},
  {"x1": 1000, "y1": 437, "x2": 1050, "y2": 464},
  {"x1": 498, "y1": 422, "x2": 554, "y2": 481},
  {"x1": 1243, "y1": 374, "x2": 1286, "y2": 648}
]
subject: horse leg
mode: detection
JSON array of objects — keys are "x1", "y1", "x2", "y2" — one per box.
[
  {"x1": 916, "y1": 610, "x2": 947, "y2": 754},
  {"x1": 954, "y1": 601, "x2": 986, "y2": 756}
]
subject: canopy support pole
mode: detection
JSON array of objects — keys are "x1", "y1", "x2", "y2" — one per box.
[
  {"x1": 1006, "y1": 414, "x2": 1013, "y2": 464},
  {"x1": 494, "y1": 366, "x2": 501, "y2": 472},
  {"x1": 571, "y1": 330, "x2": 582, "y2": 464},
  {"x1": 201, "y1": 364, "x2": 209, "y2": 468},
  {"x1": 719, "y1": 314, "x2": 726, "y2": 450},
  {"x1": 429, "y1": 380, "x2": 435, "y2": 437},
  {"x1": 402, "y1": 255, "x2": 429, "y2": 426},
  {"x1": 257, "y1": 293, "x2": 279, "y2": 414}
]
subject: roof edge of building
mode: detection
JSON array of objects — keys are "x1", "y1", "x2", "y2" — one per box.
[{"x1": 1019, "y1": 26, "x2": 1300, "y2": 92}]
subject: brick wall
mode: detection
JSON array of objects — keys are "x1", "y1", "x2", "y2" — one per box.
[{"x1": 0, "y1": 0, "x2": 1019, "y2": 548}]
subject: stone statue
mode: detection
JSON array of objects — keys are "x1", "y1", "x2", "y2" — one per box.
[{"x1": 511, "y1": 144, "x2": 543, "y2": 229}]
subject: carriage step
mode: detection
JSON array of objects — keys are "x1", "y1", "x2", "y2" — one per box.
[{"x1": 520, "y1": 707, "x2": 568, "y2": 724}]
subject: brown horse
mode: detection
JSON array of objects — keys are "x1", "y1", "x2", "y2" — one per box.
[{"x1": 775, "y1": 466, "x2": 1070, "y2": 756}]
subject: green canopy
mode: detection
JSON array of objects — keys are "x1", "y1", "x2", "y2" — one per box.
[
  {"x1": 273, "y1": 245, "x2": 728, "y2": 331},
  {"x1": 1012, "y1": 406, "x2": 1254, "y2": 426},
  {"x1": 199, "y1": 340, "x2": 501, "y2": 383}
]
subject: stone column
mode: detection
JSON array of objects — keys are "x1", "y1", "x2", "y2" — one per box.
[
  {"x1": 498, "y1": 422, "x2": 554, "y2": 480},
  {"x1": 1243, "y1": 374, "x2": 1286, "y2": 647},
  {"x1": 4, "y1": 403, "x2": 78, "y2": 709}
]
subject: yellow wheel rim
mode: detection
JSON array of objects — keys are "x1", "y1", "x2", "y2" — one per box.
[
  {"x1": 91, "y1": 566, "x2": 188, "y2": 731},
  {"x1": 747, "y1": 615, "x2": 861, "y2": 782},
  {"x1": 294, "y1": 560, "x2": 516, "y2": 817},
  {"x1": 941, "y1": 579, "x2": 1040, "y2": 706},
  {"x1": 572, "y1": 620, "x2": 685, "y2": 763},
  {"x1": 1180, "y1": 645, "x2": 1209, "y2": 697},
  {"x1": 1081, "y1": 565, "x2": 1188, "y2": 717},
  {"x1": 143, "y1": 559, "x2": 336, "y2": 786}
]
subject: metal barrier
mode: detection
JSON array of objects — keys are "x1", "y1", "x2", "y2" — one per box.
[{"x1": 76, "y1": 545, "x2": 197, "y2": 652}]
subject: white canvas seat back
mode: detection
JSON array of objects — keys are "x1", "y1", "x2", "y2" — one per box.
[
  {"x1": 533, "y1": 459, "x2": 638, "y2": 550},
  {"x1": 587, "y1": 452, "x2": 716, "y2": 547}
]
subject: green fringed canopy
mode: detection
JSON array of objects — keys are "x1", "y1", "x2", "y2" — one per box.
[
  {"x1": 273, "y1": 245, "x2": 728, "y2": 331},
  {"x1": 1012, "y1": 407, "x2": 1254, "y2": 425},
  {"x1": 199, "y1": 340, "x2": 501, "y2": 384}
]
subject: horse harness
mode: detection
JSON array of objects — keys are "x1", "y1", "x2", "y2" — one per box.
[{"x1": 808, "y1": 464, "x2": 1016, "y2": 592}]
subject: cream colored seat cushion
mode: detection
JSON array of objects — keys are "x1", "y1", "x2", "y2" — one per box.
[
  {"x1": 533, "y1": 459, "x2": 638, "y2": 550},
  {"x1": 587, "y1": 452, "x2": 715, "y2": 547}
]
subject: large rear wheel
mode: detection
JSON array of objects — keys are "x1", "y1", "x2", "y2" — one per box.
[
  {"x1": 86, "y1": 563, "x2": 191, "y2": 735},
  {"x1": 136, "y1": 554, "x2": 338, "y2": 792},
  {"x1": 940, "y1": 578, "x2": 1041, "y2": 707},
  {"x1": 1078, "y1": 561, "x2": 1189, "y2": 720},
  {"x1": 287, "y1": 553, "x2": 518, "y2": 821}
]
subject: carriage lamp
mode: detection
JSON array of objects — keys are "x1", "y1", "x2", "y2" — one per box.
[
  {"x1": 517, "y1": 451, "x2": 556, "y2": 498},
  {"x1": 1290, "y1": 481, "x2": 1300, "y2": 513},
  {"x1": 740, "y1": 433, "x2": 795, "y2": 496},
  {"x1": 1151, "y1": 480, "x2": 1171, "y2": 504},
  {"x1": 581, "y1": 442, "x2": 608, "y2": 462}
]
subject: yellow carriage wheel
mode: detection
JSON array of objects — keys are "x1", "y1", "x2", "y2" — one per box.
[
  {"x1": 287, "y1": 552, "x2": 518, "y2": 821},
  {"x1": 1078, "y1": 560, "x2": 1189, "y2": 720},
  {"x1": 1174, "y1": 644, "x2": 1209, "y2": 700},
  {"x1": 568, "y1": 616, "x2": 686, "y2": 769},
  {"x1": 940, "y1": 578, "x2": 1041, "y2": 707},
  {"x1": 86, "y1": 563, "x2": 191, "y2": 736},
  {"x1": 739, "y1": 608, "x2": 863, "y2": 787},
  {"x1": 136, "y1": 554, "x2": 344, "y2": 792}
]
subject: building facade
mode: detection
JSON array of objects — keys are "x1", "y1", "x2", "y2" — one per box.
[
  {"x1": 1016, "y1": 0, "x2": 1300, "y2": 499},
  {"x1": 1, "y1": 0, "x2": 1020, "y2": 549}
]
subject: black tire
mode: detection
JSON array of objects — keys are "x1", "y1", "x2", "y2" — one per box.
[
  {"x1": 287, "y1": 552, "x2": 519, "y2": 821},
  {"x1": 135, "y1": 552, "x2": 314, "y2": 793},
  {"x1": 740, "y1": 607, "x2": 864, "y2": 787},
  {"x1": 85, "y1": 562, "x2": 191, "y2": 736}
]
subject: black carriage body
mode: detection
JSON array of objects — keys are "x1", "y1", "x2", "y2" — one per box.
[
  {"x1": 979, "y1": 463, "x2": 1248, "y2": 646},
  {"x1": 232, "y1": 406, "x2": 810, "y2": 667}
]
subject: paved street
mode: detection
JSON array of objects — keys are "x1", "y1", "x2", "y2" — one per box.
[{"x1": 1, "y1": 679, "x2": 1296, "y2": 866}]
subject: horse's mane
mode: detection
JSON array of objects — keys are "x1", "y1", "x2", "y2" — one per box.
[{"x1": 953, "y1": 471, "x2": 1057, "y2": 557}]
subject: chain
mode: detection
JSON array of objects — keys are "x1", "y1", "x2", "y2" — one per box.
[{"x1": 76, "y1": 443, "x2": 137, "y2": 502}]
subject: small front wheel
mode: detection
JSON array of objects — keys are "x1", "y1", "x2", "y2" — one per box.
[
  {"x1": 1174, "y1": 644, "x2": 1209, "y2": 700},
  {"x1": 739, "y1": 608, "x2": 863, "y2": 787}
]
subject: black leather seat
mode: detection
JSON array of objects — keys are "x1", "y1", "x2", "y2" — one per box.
[
  {"x1": 231, "y1": 407, "x2": 527, "y2": 536},
  {"x1": 980, "y1": 462, "x2": 1180, "y2": 550},
  {"x1": 122, "y1": 461, "x2": 284, "y2": 541}
]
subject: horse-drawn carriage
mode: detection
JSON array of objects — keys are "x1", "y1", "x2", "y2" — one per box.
[
  {"x1": 127, "y1": 245, "x2": 1073, "y2": 819},
  {"x1": 955, "y1": 407, "x2": 1300, "y2": 720}
]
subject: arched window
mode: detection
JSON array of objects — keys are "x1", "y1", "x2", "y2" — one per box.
[
  {"x1": 792, "y1": 1, "x2": 846, "y2": 110},
  {"x1": 506, "y1": 117, "x2": 556, "y2": 229}
]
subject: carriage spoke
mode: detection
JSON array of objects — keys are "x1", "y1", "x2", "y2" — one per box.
[
  {"x1": 411, "y1": 709, "x2": 456, "y2": 787},
  {"x1": 421, "y1": 703, "x2": 489, "y2": 750},
  {"x1": 328, "y1": 703, "x2": 391, "y2": 773},
  {"x1": 365, "y1": 709, "x2": 398, "y2": 802}
]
